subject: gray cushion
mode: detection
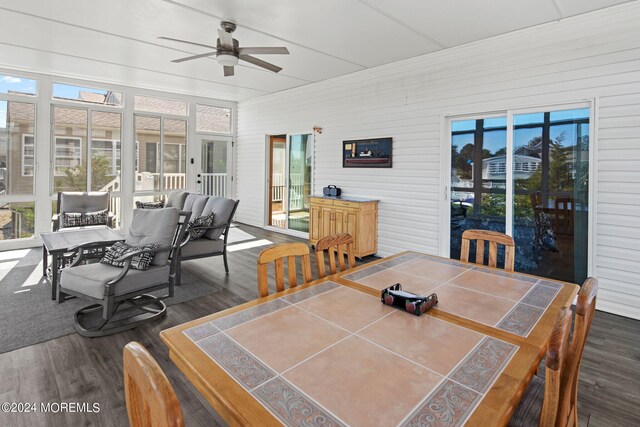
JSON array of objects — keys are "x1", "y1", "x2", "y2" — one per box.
[
  {"x1": 203, "y1": 197, "x2": 237, "y2": 240},
  {"x1": 181, "y1": 238, "x2": 224, "y2": 258},
  {"x1": 59, "y1": 192, "x2": 110, "y2": 214},
  {"x1": 60, "y1": 263, "x2": 170, "y2": 300},
  {"x1": 165, "y1": 190, "x2": 188, "y2": 209},
  {"x1": 183, "y1": 194, "x2": 209, "y2": 218},
  {"x1": 126, "y1": 208, "x2": 179, "y2": 266},
  {"x1": 508, "y1": 375, "x2": 544, "y2": 427}
]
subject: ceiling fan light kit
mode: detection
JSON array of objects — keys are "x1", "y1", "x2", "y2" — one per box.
[
  {"x1": 217, "y1": 52, "x2": 239, "y2": 67},
  {"x1": 161, "y1": 21, "x2": 289, "y2": 76}
]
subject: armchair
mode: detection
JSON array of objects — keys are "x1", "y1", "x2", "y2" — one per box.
[
  {"x1": 52, "y1": 191, "x2": 115, "y2": 231},
  {"x1": 58, "y1": 208, "x2": 191, "y2": 337},
  {"x1": 178, "y1": 197, "x2": 239, "y2": 281}
]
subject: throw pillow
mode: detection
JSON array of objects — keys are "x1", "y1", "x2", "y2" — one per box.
[
  {"x1": 100, "y1": 242, "x2": 158, "y2": 270},
  {"x1": 135, "y1": 200, "x2": 165, "y2": 209},
  {"x1": 61, "y1": 210, "x2": 108, "y2": 228},
  {"x1": 83, "y1": 209, "x2": 108, "y2": 226},
  {"x1": 187, "y1": 212, "x2": 215, "y2": 240},
  {"x1": 61, "y1": 212, "x2": 84, "y2": 228}
]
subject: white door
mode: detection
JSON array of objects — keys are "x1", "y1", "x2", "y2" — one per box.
[{"x1": 197, "y1": 136, "x2": 232, "y2": 197}]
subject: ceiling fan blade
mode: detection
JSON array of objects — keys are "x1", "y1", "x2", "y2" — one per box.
[
  {"x1": 239, "y1": 54, "x2": 282, "y2": 73},
  {"x1": 158, "y1": 36, "x2": 218, "y2": 50},
  {"x1": 171, "y1": 51, "x2": 217, "y2": 63},
  {"x1": 237, "y1": 47, "x2": 289, "y2": 55},
  {"x1": 217, "y1": 29, "x2": 234, "y2": 49},
  {"x1": 223, "y1": 66, "x2": 235, "y2": 77}
]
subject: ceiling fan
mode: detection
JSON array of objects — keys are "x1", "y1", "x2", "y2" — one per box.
[{"x1": 159, "y1": 21, "x2": 289, "y2": 77}]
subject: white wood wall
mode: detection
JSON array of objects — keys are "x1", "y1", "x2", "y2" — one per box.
[{"x1": 236, "y1": 2, "x2": 640, "y2": 319}]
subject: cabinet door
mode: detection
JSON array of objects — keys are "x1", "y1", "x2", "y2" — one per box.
[
  {"x1": 333, "y1": 209, "x2": 345, "y2": 235},
  {"x1": 343, "y1": 209, "x2": 358, "y2": 253},
  {"x1": 321, "y1": 206, "x2": 333, "y2": 238},
  {"x1": 309, "y1": 205, "x2": 322, "y2": 241}
]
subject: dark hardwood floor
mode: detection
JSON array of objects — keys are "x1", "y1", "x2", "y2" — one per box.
[{"x1": 0, "y1": 223, "x2": 638, "y2": 427}]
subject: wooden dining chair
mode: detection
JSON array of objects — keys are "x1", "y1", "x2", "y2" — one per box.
[
  {"x1": 123, "y1": 341, "x2": 184, "y2": 427},
  {"x1": 460, "y1": 229, "x2": 516, "y2": 271},
  {"x1": 553, "y1": 197, "x2": 574, "y2": 236},
  {"x1": 257, "y1": 242, "x2": 313, "y2": 298},
  {"x1": 314, "y1": 233, "x2": 357, "y2": 279},
  {"x1": 510, "y1": 277, "x2": 598, "y2": 427}
]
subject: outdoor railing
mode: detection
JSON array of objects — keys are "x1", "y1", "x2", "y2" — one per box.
[
  {"x1": 201, "y1": 173, "x2": 227, "y2": 197},
  {"x1": 271, "y1": 173, "x2": 307, "y2": 210}
]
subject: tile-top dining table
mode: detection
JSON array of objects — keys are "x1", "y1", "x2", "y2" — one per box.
[{"x1": 160, "y1": 251, "x2": 579, "y2": 427}]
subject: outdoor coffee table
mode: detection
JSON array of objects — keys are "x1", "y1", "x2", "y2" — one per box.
[{"x1": 40, "y1": 225, "x2": 124, "y2": 302}]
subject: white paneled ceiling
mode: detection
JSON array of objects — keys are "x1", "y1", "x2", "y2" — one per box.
[{"x1": 0, "y1": 0, "x2": 634, "y2": 101}]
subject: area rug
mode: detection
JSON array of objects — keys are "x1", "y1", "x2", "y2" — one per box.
[{"x1": 0, "y1": 248, "x2": 217, "y2": 354}]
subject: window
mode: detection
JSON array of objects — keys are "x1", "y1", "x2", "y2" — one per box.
[
  {"x1": 54, "y1": 137, "x2": 82, "y2": 175},
  {"x1": 53, "y1": 83, "x2": 122, "y2": 107},
  {"x1": 164, "y1": 143, "x2": 186, "y2": 173},
  {"x1": 91, "y1": 139, "x2": 120, "y2": 176},
  {"x1": 0, "y1": 74, "x2": 36, "y2": 96},
  {"x1": 134, "y1": 95, "x2": 187, "y2": 116},
  {"x1": 90, "y1": 111, "x2": 121, "y2": 191},
  {"x1": 22, "y1": 135, "x2": 34, "y2": 176},
  {"x1": 134, "y1": 116, "x2": 187, "y2": 192},
  {"x1": 0, "y1": 100, "x2": 36, "y2": 195},
  {"x1": 196, "y1": 104, "x2": 231, "y2": 133}
]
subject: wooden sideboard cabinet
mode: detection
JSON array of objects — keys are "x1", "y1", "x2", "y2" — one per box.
[{"x1": 309, "y1": 196, "x2": 378, "y2": 258}]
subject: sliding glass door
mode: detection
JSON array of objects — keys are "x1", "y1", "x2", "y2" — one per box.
[
  {"x1": 449, "y1": 106, "x2": 590, "y2": 283},
  {"x1": 268, "y1": 133, "x2": 312, "y2": 233}
]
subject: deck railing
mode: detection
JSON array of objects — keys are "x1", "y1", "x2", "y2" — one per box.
[
  {"x1": 201, "y1": 173, "x2": 227, "y2": 197},
  {"x1": 271, "y1": 173, "x2": 307, "y2": 210},
  {"x1": 100, "y1": 172, "x2": 189, "y2": 224}
]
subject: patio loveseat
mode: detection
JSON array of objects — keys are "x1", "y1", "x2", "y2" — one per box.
[{"x1": 164, "y1": 190, "x2": 239, "y2": 280}]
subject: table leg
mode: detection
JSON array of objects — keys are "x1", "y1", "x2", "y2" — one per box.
[
  {"x1": 52, "y1": 254, "x2": 59, "y2": 302},
  {"x1": 42, "y1": 245, "x2": 48, "y2": 277}
]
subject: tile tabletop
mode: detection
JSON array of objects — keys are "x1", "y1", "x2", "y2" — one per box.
[
  {"x1": 162, "y1": 251, "x2": 579, "y2": 427},
  {"x1": 341, "y1": 253, "x2": 564, "y2": 338},
  {"x1": 181, "y1": 280, "x2": 519, "y2": 427}
]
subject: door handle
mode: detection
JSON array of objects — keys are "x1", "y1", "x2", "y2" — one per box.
[{"x1": 197, "y1": 180, "x2": 201, "y2": 184}]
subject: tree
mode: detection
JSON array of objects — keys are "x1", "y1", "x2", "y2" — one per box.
[{"x1": 55, "y1": 155, "x2": 115, "y2": 192}]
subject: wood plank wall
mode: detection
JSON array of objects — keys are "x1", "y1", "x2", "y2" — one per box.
[{"x1": 235, "y1": 3, "x2": 640, "y2": 319}]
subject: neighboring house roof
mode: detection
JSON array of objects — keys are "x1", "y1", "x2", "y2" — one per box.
[{"x1": 515, "y1": 140, "x2": 543, "y2": 156}]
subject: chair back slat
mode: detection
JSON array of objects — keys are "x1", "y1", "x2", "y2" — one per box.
[
  {"x1": 475, "y1": 239, "x2": 485, "y2": 265},
  {"x1": 540, "y1": 307, "x2": 572, "y2": 427},
  {"x1": 257, "y1": 243, "x2": 312, "y2": 298},
  {"x1": 554, "y1": 197, "x2": 574, "y2": 235},
  {"x1": 123, "y1": 342, "x2": 184, "y2": 427},
  {"x1": 314, "y1": 234, "x2": 356, "y2": 278},
  {"x1": 287, "y1": 255, "x2": 297, "y2": 287},
  {"x1": 460, "y1": 229, "x2": 515, "y2": 272},
  {"x1": 558, "y1": 277, "x2": 598, "y2": 427},
  {"x1": 275, "y1": 258, "x2": 285, "y2": 293}
]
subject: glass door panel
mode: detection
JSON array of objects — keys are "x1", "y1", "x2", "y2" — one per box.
[
  {"x1": 513, "y1": 108, "x2": 589, "y2": 283},
  {"x1": 269, "y1": 136, "x2": 286, "y2": 229},
  {"x1": 449, "y1": 107, "x2": 590, "y2": 283},
  {"x1": 287, "y1": 134, "x2": 311, "y2": 232},
  {"x1": 200, "y1": 139, "x2": 229, "y2": 197},
  {"x1": 450, "y1": 118, "x2": 507, "y2": 264}
]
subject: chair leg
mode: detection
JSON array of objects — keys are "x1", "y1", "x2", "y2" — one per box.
[
  {"x1": 223, "y1": 249, "x2": 229, "y2": 274},
  {"x1": 74, "y1": 295, "x2": 167, "y2": 338},
  {"x1": 175, "y1": 261, "x2": 182, "y2": 286}
]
